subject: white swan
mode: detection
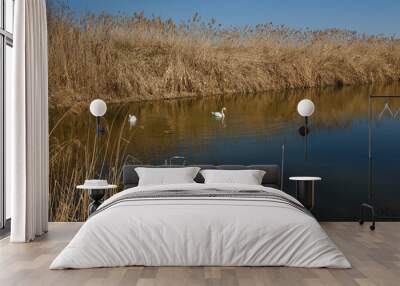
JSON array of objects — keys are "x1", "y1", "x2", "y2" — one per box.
[
  {"x1": 128, "y1": 114, "x2": 137, "y2": 126},
  {"x1": 211, "y1": 107, "x2": 227, "y2": 119}
]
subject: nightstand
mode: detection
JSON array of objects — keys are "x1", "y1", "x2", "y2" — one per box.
[
  {"x1": 77, "y1": 184, "x2": 118, "y2": 215},
  {"x1": 289, "y1": 177, "x2": 322, "y2": 210}
]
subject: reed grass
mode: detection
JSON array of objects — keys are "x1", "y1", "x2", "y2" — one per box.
[
  {"x1": 49, "y1": 108, "x2": 141, "y2": 221},
  {"x1": 47, "y1": 2, "x2": 400, "y2": 107}
]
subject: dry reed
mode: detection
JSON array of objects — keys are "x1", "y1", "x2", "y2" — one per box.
[
  {"x1": 49, "y1": 107, "x2": 141, "y2": 221},
  {"x1": 47, "y1": 2, "x2": 400, "y2": 107}
]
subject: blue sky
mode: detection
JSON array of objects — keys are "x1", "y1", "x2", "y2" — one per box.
[{"x1": 67, "y1": 0, "x2": 400, "y2": 36}]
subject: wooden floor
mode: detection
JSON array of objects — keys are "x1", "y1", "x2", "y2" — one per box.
[{"x1": 0, "y1": 222, "x2": 399, "y2": 286}]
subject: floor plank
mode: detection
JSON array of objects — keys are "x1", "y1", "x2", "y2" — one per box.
[{"x1": 0, "y1": 222, "x2": 399, "y2": 286}]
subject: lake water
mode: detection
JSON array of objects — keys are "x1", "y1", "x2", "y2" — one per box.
[{"x1": 50, "y1": 84, "x2": 400, "y2": 221}]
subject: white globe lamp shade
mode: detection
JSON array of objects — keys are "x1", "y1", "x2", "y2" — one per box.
[
  {"x1": 90, "y1": 99, "x2": 107, "y2": 117},
  {"x1": 297, "y1": 99, "x2": 315, "y2": 117}
]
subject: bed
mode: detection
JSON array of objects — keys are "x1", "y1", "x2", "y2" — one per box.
[{"x1": 50, "y1": 165, "x2": 350, "y2": 269}]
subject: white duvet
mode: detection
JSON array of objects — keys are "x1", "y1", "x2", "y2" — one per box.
[{"x1": 50, "y1": 183, "x2": 351, "y2": 269}]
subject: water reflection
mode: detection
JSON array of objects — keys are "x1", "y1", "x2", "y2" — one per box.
[{"x1": 50, "y1": 83, "x2": 400, "y2": 220}]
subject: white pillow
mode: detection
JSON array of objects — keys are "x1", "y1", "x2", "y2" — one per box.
[
  {"x1": 200, "y1": 169, "x2": 266, "y2": 185},
  {"x1": 135, "y1": 167, "x2": 200, "y2": 186}
]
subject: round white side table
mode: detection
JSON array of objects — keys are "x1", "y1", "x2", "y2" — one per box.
[
  {"x1": 289, "y1": 177, "x2": 322, "y2": 210},
  {"x1": 77, "y1": 184, "x2": 118, "y2": 215}
]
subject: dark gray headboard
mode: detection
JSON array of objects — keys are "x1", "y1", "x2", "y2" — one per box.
[{"x1": 122, "y1": 165, "x2": 281, "y2": 189}]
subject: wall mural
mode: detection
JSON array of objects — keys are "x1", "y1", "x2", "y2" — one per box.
[{"x1": 48, "y1": 1, "x2": 400, "y2": 222}]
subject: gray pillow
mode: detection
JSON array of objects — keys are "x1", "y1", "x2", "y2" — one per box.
[{"x1": 135, "y1": 167, "x2": 201, "y2": 186}]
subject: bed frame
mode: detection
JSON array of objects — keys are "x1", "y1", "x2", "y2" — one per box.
[{"x1": 122, "y1": 165, "x2": 281, "y2": 190}]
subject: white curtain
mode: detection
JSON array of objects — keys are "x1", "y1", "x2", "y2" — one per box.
[{"x1": 7, "y1": 0, "x2": 49, "y2": 242}]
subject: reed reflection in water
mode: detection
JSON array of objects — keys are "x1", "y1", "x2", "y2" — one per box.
[{"x1": 50, "y1": 83, "x2": 400, "y2": 221}]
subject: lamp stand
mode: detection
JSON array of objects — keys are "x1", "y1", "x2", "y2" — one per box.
[
  {"x1": 305, "y1": 116, "x2": 308, "y2": 160},
  {"x1": 94, "y1": 116, "x2": 106, "y2": 180},
  {"x1": 298, "y1": 116, "x2": 310, "y2": 160},
  {"x1": 96, "y1": 116, "x2": 105, "y2": 136}
]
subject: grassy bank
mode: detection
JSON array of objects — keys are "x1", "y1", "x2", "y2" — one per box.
[{"x1": 48, "y1": 3, "x2": 400, "y2": 107}]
